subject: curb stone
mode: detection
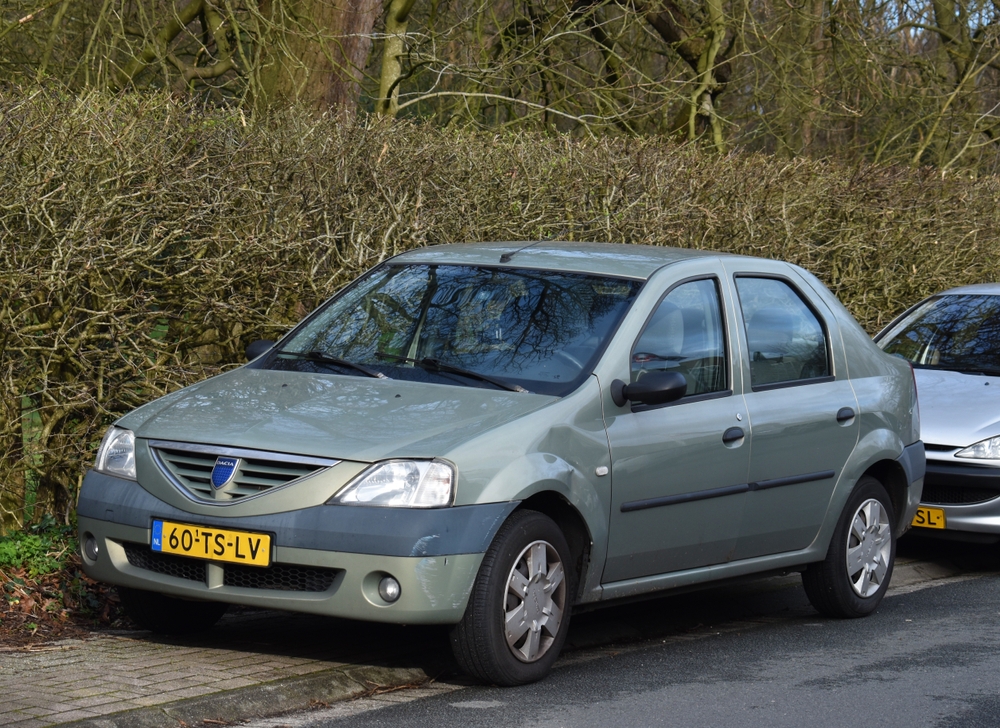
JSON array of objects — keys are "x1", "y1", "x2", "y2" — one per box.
[{"x1": 54, "y1": 663, "x2": 443, "y2": 728}]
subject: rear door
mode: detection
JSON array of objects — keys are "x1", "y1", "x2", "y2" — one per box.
[{"x1": 726, "y1": 264, "x2": 860, "y2": 559}]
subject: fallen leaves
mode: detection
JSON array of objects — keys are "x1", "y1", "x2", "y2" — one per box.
[{"x1": 0, "y1": 552, "x2": 128, "y2": 647}]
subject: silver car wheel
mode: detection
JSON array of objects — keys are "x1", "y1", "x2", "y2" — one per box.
[
  {"x1": 845, "y1": 498, "x2": 892, "y2": 598},
  {"x1": 504, "y1": 539, "x2": 566, "y2": 663}
]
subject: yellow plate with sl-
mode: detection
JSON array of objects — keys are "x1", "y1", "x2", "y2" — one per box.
[
  {"x1": 151, "y1": 519, "x2": 271, "y2": 567},
  {"x1": 911, "y1": 506, "x2": 946, "y2": 530}
]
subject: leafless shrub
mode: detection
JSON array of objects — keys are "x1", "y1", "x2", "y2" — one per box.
[{"x1": 3, "y1": 90, "x2": 998, "y2": 529}]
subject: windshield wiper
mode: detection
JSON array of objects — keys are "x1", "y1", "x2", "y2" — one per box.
[
  {"x1": 279, "y1": 350, "x2": 389, "y2": 379},
  {"x1": 376, "y1": 352, "x2": 527, "y2": 393}
]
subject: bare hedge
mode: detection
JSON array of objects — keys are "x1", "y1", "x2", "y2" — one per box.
[{"x1": 3, "y1": 90, "x2": 999, "y2": 531}]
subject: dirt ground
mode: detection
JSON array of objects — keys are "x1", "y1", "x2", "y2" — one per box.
[{"x1": 0, "y1": 554, "x2": 128, "y2": 649}]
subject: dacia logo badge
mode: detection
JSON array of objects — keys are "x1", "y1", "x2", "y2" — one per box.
[{"x1": 211, "y1": 457, "x2": 240, "y2": 489}]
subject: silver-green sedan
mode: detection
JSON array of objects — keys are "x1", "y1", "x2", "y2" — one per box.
[{"x1": 78, "y1": 242, "x2": 924, "y2": 685}]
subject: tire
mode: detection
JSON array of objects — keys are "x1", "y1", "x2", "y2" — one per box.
[
  {"x1": 118, "y1": 586, "x2": 228, "y2": 635},
  {"x1": 802, "y1": 475, "x2": 896, "y2": 618},
  {"x1": 450, "y1": 509, "x2": 575, "y2": 686}
]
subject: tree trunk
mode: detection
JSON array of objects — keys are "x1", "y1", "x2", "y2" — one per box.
[
  {"x1": 643, "y1": 0, "x2": 734, "y2": 149},
  {"x1": 256, "y1": 0, "x2": 381, "y2": 113},
  {"x1": 376, "y1": 0, "x2": 416, "y2": 117}
]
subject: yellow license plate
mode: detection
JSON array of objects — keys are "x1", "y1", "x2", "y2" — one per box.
[
  {"x1": 911, "y1": 506, "x2": 946, "y2": 530},
  {"x1": 151, "y1": 520, "x2": 271, "y2": 567}
]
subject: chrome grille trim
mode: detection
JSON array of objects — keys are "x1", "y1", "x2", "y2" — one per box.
[{"x1": 148, "y1": 440, "x2": 339, "y2": 505}]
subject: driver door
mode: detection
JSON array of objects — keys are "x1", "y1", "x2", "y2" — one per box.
[{"x1": 603, "y1": 276, "x2": 751, "y2": 583}]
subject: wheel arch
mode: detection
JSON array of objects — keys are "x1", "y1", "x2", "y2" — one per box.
[
  {"x1": 862, "y1": 458, "x2": 910, "y2": 532},
  {"x1": 841, "y1": 426, "x2": 913, "y2": 534},
  {"x1": 516, "y1": 491, "x2": 593, "y2": 603}
]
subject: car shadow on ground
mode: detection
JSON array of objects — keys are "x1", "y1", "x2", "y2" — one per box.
[
  {"x1": 117, "y1": 536, "x2": 1000, "y2": 676},
  {"x1": 898, "y1": 531, "x2": 1000, "y2": 571}
]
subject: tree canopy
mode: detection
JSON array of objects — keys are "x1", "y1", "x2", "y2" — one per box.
[{"x1": 3, "y1": 1, "x2": 1000, "y2": 165}]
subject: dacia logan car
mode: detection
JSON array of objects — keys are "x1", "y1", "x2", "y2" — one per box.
[{"x1": 78, "y1": 242, "x2": 924, "y2": 685}]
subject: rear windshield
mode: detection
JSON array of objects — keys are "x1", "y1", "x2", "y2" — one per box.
[
  {"x1": 877, "y1": 294, "x2": 1000, "y2": 375},
  {"x1": 267, "y1": 264, "x2": 642, "y2": 396}
]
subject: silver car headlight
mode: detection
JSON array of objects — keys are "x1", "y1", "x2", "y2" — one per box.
[
  {"x1": 956, "y1": 436, "x2": 1000, "y2": 460},
  {"x1": 330, "y1": 460, "x2": 455, "y2": 507},
  {"x1": 94, "y1": 426, "x2": 137, "y2": 480}
]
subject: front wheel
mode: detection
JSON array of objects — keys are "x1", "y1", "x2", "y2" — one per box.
[
  {"x1": 118, "y1": 586, "x2": 228, "y2": 635},
  {"x1": 802, "y1": 475, "x2": 896, "y2": 618},
  {"x1": 450, "y1": 509, "x2": 575, "y2": 686}
]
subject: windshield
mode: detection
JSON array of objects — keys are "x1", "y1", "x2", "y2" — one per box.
[
  {"x1": 877, "y1": 294, "x2": 1000, "y2": 375},
  {"x1": 267, "y1": 263, "x2": 642, "y2": 395}
]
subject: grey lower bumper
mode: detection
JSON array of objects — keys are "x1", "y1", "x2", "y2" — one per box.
[{"x1": 76, "y1": 471, "x2": 514, "y2": 624}]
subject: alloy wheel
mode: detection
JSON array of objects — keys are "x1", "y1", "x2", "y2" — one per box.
[
  {"x1": 504, "y1": 539, "x2": 566, "y2": 662},
  {"x1": 845, "y1": 498, "x2": 892, "y2": 597}
]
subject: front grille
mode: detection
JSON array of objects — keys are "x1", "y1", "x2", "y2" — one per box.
[
  {"x1": 224, "y1": 563, "x2": 339, "y2": 592},
  {"x1": 124, "y1": 542, "x2": 206, "y2": 583},
  {"x1": 122, "y1": 543, "x2": 339, "y2": 593},
  {"x1": 149, "y1": 441, "x2": 337, "y2": 503},
  {"x1": 924, "y1": 460, "x2": 1000, "y2": 505},
  {"x1": 922, "y1": 484, "x2": 1000, "y2": 505}
]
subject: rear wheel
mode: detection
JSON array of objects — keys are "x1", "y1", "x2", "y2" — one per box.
[
  {"x1": 803, "y1": 475, "x2": 896, "y2": 618},
  {"x1": 118, "y1": 587, "x2": 228, "y2": 635},
  {"x1": 450, "y1": 509, "x2": 574, "y2": 686}
]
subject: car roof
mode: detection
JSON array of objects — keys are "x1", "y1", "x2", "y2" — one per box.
[
  {"x1": 937, "y1": 282, "x2": 1000, "y2": 296},
  {"x1": 391, "y1": 242, "x2": 738, "y2": 280}
]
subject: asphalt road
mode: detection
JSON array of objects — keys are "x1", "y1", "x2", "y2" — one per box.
[{"x1": 244, "y1": 536, "x2": 1000, "y2": 728}]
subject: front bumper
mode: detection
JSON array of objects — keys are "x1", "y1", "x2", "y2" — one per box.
[
  {"x1": 911, "y1": 458, "x2": 1000, "y2": 537},
  {"x1": 78, "y1": 470, "x2": 516, "y2": 624}
]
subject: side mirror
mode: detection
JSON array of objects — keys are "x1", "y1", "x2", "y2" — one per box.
[
  {"x1": 610, "y1": 371, "x2": 687, "y2": 407},
  {"x1": 245, "y1": 339, "x2": 275, "y2": 362}
]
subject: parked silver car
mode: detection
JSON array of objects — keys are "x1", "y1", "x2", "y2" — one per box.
[
  {"x1": 876, "y1": 283, "x2": 1000, "y2": 542},
  {"x1": 78, "y1": 243, "x2": 923, "y2": 685}
]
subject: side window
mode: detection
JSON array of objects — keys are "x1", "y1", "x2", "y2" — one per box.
[
  {"x1": 631, "y1": 278, "x2": 727, "y2": 396},
  {"x1": 735, "y1": 277, "x2": 831, "y2": 388}
]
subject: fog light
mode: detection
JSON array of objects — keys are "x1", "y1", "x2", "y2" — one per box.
[
  {"x1": 378, "y1": 576, "x2": 401, "y2": 603},
  {"x1": 84, "y1": 535, "x2": 99, "y2": 561}
]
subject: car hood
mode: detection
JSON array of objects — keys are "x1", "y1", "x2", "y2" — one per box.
[
  {"x1": 913, "y1": 368, "x2": 1000, "y2": 448},
  {"x1": 121, "y1": 368, "x2": 557, "y2": 461}
]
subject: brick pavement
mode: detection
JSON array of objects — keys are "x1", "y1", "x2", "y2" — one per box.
[{"x1": 0, "y1": 609, "x2": 450, "y2": 728}]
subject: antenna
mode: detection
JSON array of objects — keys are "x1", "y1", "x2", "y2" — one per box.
[{"x1": 500, "y1": 241, "x2": 543, "y2": 264}]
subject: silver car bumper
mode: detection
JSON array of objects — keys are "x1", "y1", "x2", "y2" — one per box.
[{"x1": 915, "y1": 458, "x2": 1000, "y2": 539}]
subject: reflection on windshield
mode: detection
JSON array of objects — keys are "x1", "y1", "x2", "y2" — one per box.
[
  {"x1": 270, "y1": 264, "x2": 642, "y2": 396},
  {"x1": 878, "y1": 295, "x2": 1000, "y2": 374}
]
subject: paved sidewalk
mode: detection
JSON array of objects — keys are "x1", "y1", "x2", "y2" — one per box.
[
  {"x1": 0, "y1": 551, "x2": 981, "y2": 728},
  {"x1": 0, "y1": 609, "x2": 453, "y2": 728}
]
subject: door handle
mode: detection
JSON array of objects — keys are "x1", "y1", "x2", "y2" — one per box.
[
  {"x1": 836, "y1": 407, "x2": 856, "y2": 423},
  {"x1": 722, "y1": 427, "x2": 745, "y2": 444}
]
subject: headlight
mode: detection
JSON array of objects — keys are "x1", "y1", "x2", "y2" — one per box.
[
  {"x1": 94, "y1": 426, "x2": 137, "y2": 480},
  {"x1": 330, "y1": 460, "x2": 455, "y2": 507},
  {"x1": 956, "y1": 436, "x2": 1000, "y2": 460}
]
